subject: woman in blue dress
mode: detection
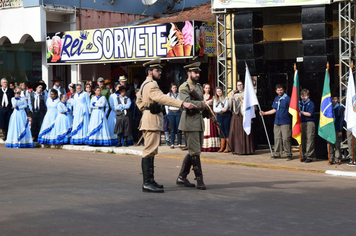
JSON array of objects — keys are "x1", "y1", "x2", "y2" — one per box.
[
  {"x1": 5, "y1": 87, "x2": 34, "y2": 148},
  {"x1": 37, "y1": 89, "x2": 60, "y2": 144},
  {"x1": 46, "y1": 94, "x2": 73, "y2": 145},
  {"x1": 71, "y1": 84, "x2": 90, "y2": 144},
  {"x1": 108, "y1": 83, "x2": 119, "y2": 142},
  {"x1": 85, "y1": 87, "x2": 118, "y2": 146}
]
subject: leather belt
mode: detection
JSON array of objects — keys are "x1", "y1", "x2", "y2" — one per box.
[
  {"x1": 169, "y1": 109, "x2": 180, "y2": 113},
  {"x1": 217, "y1": 111, "x2": 230, "y2": 115}
]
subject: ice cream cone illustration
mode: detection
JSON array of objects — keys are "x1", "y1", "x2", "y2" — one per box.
[
  {"x1": 172, "y1": 45, "x2": 184, "y2": 56},
  {"x1": 167, "y1": 23, "x2": 185, "y2": 57},
  {"x1": 182, "y1": 21, "x2": 193, "y2": 56},
  {"x1": 183, "y1": 45, "x2": 192, "y2": 56},
  {"x1": 166, "y1": 49, "x2": 175, "y2": 57}
]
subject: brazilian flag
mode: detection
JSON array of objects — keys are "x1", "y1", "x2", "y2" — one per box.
[{"x1": 318, "y1": 69, "x2": 336, "y2": 144}]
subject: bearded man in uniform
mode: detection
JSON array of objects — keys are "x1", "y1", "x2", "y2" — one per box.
[
  {"x1": 176, "y1": 62, "x2": 207, "y2": 190},
  {"x1": 136, "y1": 59, "x2": 196, "y2": 193}
]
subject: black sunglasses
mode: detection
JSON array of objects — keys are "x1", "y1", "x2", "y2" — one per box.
[{"x1": 15, "y1": 92, "x2": 21, "y2": 94}]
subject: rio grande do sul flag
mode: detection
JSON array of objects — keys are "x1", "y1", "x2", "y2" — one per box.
[
  {"x1": 288, "y1": 70, "x2": 301, "y2": 144},
  {"x1": 345, "y1": 67, "x2": 356, "y2": 137},
  {"x1": 318, "y1": 69, "x2": 336, "y2": 144}
]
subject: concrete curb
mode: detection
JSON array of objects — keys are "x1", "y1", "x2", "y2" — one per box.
[
  {"x1": 325, "y1": 170, "x2": 356, "y2": 177},
  {"x1": 42, "y1": 144, "x2": 143, "y2": 156},
  {"x1": 157, "y1": 154, "x2": 326, "y2": 174}
]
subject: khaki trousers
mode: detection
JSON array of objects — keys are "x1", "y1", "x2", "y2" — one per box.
[
  {"x1": 142, "y1": 130, "x2": 161, "y2": 158},
  {"x1": 347, "y1": 130, "x2": 356, "y2": 159},
  {"x1": 184, "y1": 131, "x2": 204, "y2": 156},
  {"x1": 301, "y1": 121, "x2": 315, "y2": 159},
  {"x1": 329, "y1": 134, "x2": 342, "y2": 161},
  {"x1": 273, "y1": 124, "x2": 292, "y2": 157}
]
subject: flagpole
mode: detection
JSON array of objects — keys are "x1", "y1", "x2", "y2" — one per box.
[
  {"x1": 327, "y1": 62, "x2": 331, "y2": 165},
  {"x1": 352, "y1": 135, "x2": 355, "y2": 165},
  {"x1": 257, "y1": 103, "x2": 273, "y2": 156}
]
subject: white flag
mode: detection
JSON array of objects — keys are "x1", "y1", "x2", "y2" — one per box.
[
  {"x1": 345, "y1": 68, "x2": 356, "y2": 137},
  {"x1": 243, "y1": 64, "x2": 259, "y2": 135}
]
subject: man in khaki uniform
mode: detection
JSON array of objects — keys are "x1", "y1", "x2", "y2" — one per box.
[
  {"x1": 136, "y1": 58, "x2": 196, "y2": 193},
  {"x1": 177, "y1": 62, "x2": 207, "y2": 190}
]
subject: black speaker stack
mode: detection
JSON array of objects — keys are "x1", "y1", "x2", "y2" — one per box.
[
  {"x1": 234, "y1": 12, "x2": 264, "y2": 74},
  {"x1": 302, "y1": 5, "x2": 333, "y2": 72}
]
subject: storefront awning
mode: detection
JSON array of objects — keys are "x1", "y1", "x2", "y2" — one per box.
[{"x1": 0, "y1": 6, "x2": 46, "y2": 45}]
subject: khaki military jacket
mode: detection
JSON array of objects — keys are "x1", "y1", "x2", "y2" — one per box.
[
  {"x1": 178, "y1": 79, "x2": 205, "y2": 132},
  {"x1": 136, "y1": 76, "x2": 182, "y2": 131}
]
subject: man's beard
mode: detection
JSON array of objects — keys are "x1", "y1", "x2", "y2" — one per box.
[
  {"x1": 152, "y1": 74, "x2": 161, "y2": 81},
  {"x1": 190, "y1": 75, "x2": 199, "y2": 83}
]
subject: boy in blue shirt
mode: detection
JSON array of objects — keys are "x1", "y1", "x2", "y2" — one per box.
[
  {"x1": 330, "y1": 94, "x2": 345, "y2": 165},
  {"x1": 260, "y1": 84, "x2": 292, "y2": 160},
  {"x1": 299, "y1": 89, "x2": 315, "y2": 163}
]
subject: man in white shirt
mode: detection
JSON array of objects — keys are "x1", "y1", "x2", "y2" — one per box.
[{"x1": 28, "y1": 83, "x2": 47, "y2": 142}]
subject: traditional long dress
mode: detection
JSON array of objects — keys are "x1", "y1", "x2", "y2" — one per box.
[
  {"x1": 107, "y1": 93, "x2": 118, "y2": 139},
  {"x1": 5, "y1": 97, "x2": 34, "y2": 148},
  {"x1": 70, "y1": 91, "x2": 90, "y2": 144},
  {"x1": 37, "y1": 97, "x2": 60, "y2": 144},
  {"x1": 228, "y1": 90, "x2": 255, "y2": 155},
  {"x1": 202, "y1": 94, "x2": 220, "y2": 152},
  {"x1": 46, "y1": 101, "x2": 73, "y2": 145},
  {"x1": 85, "y1": 96, "x2": 118, "y2": 146}
]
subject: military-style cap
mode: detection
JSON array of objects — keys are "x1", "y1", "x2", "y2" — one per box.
[
  {"x1": 183, "y1": 62, "x2": 201, "y2": 71},
  {"x1": 143, "y1": 58, "x2": 163, "y2": 69},
  {"x1": 119, "y1": 75, "x2": 127, "y2": 82}
]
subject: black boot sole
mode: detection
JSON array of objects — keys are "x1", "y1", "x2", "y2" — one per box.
[
  {"x1": 142, "y1": 187, "x2": 164, "y2": 193},
  {"x1": 176, "y1": 182, "x2": 195, "y2": 187}
]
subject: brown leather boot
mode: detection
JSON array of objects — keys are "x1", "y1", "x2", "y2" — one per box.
[
  {"x1": 224, "y1": 138, "x2": 230, "y2": 153},
  {"x1": 176, "y1": 154, "x2": 195, "y2": 187},
  {"x1": 191, "y1": 155, "x2": 206, "y2": 190},
  {"x1": 218, "y1": 138, "x2": 225, "y2": 152}
]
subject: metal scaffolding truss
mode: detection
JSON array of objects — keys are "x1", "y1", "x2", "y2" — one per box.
[
  {"x1": 339, "y1": 0, "x2": 355, "y2": 107},
  {"x1": 338, "y1": 0, "x2": 355, "y2": 159},
  {"x1": 215, "y1": 13, "x2": 234, "y2": 95}
]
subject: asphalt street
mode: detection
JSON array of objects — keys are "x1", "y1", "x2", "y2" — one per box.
[{"x1": 0, "y1": 147, "x2": 355, "y2": 236}]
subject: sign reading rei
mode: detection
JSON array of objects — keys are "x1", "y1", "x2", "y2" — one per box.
[{"x1": 46, "y1": 22, "x2": 194, "y2": 64}]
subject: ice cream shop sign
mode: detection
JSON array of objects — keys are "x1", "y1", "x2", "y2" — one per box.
[{"x1": 47, "y1": 21, "x2": 196, "y2": 64}]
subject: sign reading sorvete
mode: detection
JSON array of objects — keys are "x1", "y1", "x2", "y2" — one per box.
[
  {"x1": 47, "y1": 22, "x2": 198, "y2": 64},
  {"x1": 212, "y1": 0, "x2": 331, "y2": 9}
]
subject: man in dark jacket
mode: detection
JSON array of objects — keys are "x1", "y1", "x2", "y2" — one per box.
[{"x1": 0, "y1": 78, "x2": 15, "y2": 141}]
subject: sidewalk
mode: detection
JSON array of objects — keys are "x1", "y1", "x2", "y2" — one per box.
[{"x1": 1, "y1": 138, "x2": 355, "y2": 177}]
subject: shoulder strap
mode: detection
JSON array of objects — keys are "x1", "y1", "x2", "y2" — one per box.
[
  {"x1": 117, "y1": 95, "x2": 122, "y2": 105},
  {"x1": 185, "y1": 82, "x2": 190, "y2": 91},
  {"x1": 140, "y1": 81, "x2": 152, "y2": 97}
]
